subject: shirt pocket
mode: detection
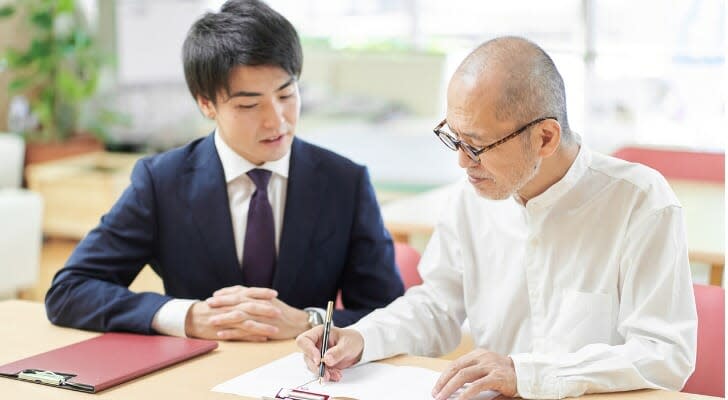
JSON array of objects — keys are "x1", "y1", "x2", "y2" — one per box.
[{"x1": 550, "y1": 289, "x2": 613, "y2": 352}]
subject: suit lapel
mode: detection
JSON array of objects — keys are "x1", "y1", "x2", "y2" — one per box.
[
  {"x1": 179, "y1": 134, "x2": 241, "y2": 284},
  {"x1": 274, "y1": 138, "x2": 326, "y2": 296}
]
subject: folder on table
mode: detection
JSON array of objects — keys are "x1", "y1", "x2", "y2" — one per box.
[{"x1": 0, "y1": 332, "x2": 218, "y2": 393}]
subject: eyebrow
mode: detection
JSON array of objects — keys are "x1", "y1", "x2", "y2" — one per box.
[
  {"x1": 228, "y1": 77, "x2": 296, "y2": 98},
  {"x1": 447, "y1": 123, "x2": 482, "y2": 142}
]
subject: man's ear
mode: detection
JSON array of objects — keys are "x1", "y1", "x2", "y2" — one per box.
[
  {"x1": 196, "y1": 95, "x2": 217, "y2": 119},
  {"x1": 536, "y1": 118, "x2": 562, "y2": 158}
]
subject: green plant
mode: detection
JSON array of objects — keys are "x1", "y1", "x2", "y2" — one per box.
[{"x1": 0, "y1": 0, "x2": 118, "y2": 142}]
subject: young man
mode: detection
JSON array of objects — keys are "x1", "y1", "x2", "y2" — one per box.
[
  {"x1": 45, "y1": 0, "x2": 404, "y2": 341},
  {"x1": 298, "y1": 37, "x2": 696, "y2": 399}
]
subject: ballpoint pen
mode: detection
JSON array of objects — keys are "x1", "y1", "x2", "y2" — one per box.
[{"x1": 318, "y1": 300, "x2": 334, "y2": 384}]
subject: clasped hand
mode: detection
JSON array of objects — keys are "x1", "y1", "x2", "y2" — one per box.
[{"x1": 185, "y1": 285, "x2": 309, "y2": 341}]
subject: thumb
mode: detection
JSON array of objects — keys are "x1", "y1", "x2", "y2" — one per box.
[{"x1": 323, "y1": 337, "x2": 361, "y2": 369}]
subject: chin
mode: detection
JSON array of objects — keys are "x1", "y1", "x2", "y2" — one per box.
[
  {"x1": 474, "y1": 188, "x2": 511, "y2": 200},
  {"x1": 470, "y1": 180, "x2": 510, "y2": 200}
]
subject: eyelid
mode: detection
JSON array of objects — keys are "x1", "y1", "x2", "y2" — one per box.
[
  {"x1": 445, "y1": 123, "x2": 486, "y2": 148},
  {"x1": 236, "y1": 104, "x2": 257, "y2": 109}
]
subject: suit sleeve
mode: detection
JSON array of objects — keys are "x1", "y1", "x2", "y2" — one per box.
[
  {"x1": 332, "y1": 167, "x2": 404, "y2": 326},
  {"x1": 45, "y1": 159, "x2": 172, "y2": 333}
]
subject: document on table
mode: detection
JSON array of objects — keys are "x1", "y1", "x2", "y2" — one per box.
[{"x1": 212, "y1": 352, "x2": 499, "y2": 400}]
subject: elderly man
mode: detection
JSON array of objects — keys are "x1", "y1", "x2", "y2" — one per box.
[{"x1": 297, "y1": 36, "x2": 696, "y2": 399}]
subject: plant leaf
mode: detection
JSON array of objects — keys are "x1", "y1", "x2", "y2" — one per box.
[
  {"x1": 57, "y1": 0, "x2": 75, "y2": 13},
  {"x1": 28, "y1": 39, "x2": 52, "y2": 59},
  {"x1": 0, "y1": 5, "x2": 16, "y2": 18},
  {"x1": 57, "y1": 69, "x2": 85, "y2": 100},
  {"x1": 30, "y1": 10, "x2": 53, "y2": 29},
  {"x1": 8, "y1": 76, "x2": 35, "y2": 92}
]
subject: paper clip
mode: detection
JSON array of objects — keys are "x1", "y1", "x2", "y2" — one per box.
[
  {"x1": 15, "y1": 369, "x2": 93, "y2": 391},
  {"x1": 18, "y1": 369, "x2": 67, "y2": 385},
  {"x1": 272, "y1": 387, "x2": 330, "y2": 400}
]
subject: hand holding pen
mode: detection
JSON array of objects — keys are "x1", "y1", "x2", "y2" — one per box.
[{"x1": 296, "y1": 306, "x2": 366, "y2": 383}]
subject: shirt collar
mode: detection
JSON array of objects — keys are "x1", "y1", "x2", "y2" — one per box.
[
  {"x1": 213, "y1": 129, "x2": 290, "y2": 183},
  {"x1": 521, "y1": 138, "x2": 592, "y2": 211}
]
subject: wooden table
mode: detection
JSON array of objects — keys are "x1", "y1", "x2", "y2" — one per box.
[
  {"x1": 383, "y1": 180, "x2": 725, "y2": 286},
  {"x1": 0, "y1": 300, "x2": 717, "y2": 400}
]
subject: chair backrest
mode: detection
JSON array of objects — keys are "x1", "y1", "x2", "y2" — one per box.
[
  {"x1": 394, "y1": 241, "x2": 422, "y2": 289},
  {"x1": 682, "y1": 284, "x2": 725, "y2": 397},
  {"x1": 0, "y1": 133, "x2": 25, "y2": 189},
  {"x1": 612, "y1": 146, "x2": 724, "y2": 183}
]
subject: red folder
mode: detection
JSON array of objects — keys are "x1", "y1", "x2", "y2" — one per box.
[{"x1": 0, "y1": 332, "x2": 218, "y2": 393}]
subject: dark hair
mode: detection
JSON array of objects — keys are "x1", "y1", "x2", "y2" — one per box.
[{"x1": 182, "y1": 0, "x2": 302, "y2": 104}]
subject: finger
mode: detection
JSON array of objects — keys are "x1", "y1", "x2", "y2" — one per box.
[
  {"x1": 240, "y1": 319, "x2": 279, "y2": 336},
  {"x1": 458, "y1": 375, "x2": 499, "y2": 400},
  {"x1": 318, "y1": 367, "x2": 335, "y2": 382},
  {"x1": 209, "y1": 310, "x2": 248, "y2": 326},
  {"x1": 207, "y1": 288, "x2": 278, "y2": 307},
  {"x1": 302, "y1": 352, "x2": 319, "y2": 373},
  {"x1": 243, "y1": 287, "x2": 278, "y2": 300},
  {"x1": 213, "y1": 318, "x2": 279, "y2": 336},
  {"x1": 322, "y1": 342, "x2": 355, "y2": 368},
  {"x1": 328, "y1": 368, "x2": 342, "y2": 382},
  {"x1": 433, "y1": 354, "x2": 479, "y2": 395},
  {"x1": 296, "y1": 326, "x2": 325, "y2": 364},
  {"x1": 239, "y1": 301, "x2": 282, "y2": 319},
  {"x1": 213, "y1": 285, "x2": 245, "y2": 296},
  {"x1": 206, "y1": 293, "x2": 245, "y2": 308},
  {"x1": 434, "y1": 366, "x2": 486, "y2": 400},
  {"x1": 215, "y1": 328, "x2": 269, "y2": 342}
]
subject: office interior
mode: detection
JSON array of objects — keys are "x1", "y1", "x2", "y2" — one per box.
[{"x1": 0, "y1": 0, "x2": 724, "y2": 344}]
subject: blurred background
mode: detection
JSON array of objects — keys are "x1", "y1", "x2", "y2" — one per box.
[{"x1": 0, "y1": 0, "x2": 724, "y2": 301}]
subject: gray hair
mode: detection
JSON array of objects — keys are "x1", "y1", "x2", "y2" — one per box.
[{"x1": 458, "y1": 36, "x2": 572, "y2": 140}]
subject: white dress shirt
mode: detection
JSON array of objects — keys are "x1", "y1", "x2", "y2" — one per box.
[
  {"x1": 351, "y1": 144, "x2": 697, "y2": 399},
  {"x1": 151, "y1": 130, "x2": 290, "y2": 337}
]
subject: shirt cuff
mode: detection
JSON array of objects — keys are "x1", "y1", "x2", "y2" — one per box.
[
  {"x1": 151, "y1": 299, "x2": 197, "y2": 337},
  {"x1": 349, "y1": 320, "x2": 387, "y2": 365},
  {"x1": 510, "y1": 352, "x2": 561, "y2": 399}
]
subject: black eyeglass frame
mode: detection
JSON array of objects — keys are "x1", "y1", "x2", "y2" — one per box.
[{"x1": 433, "y1": 116, "x2": 557, "y2": 163}]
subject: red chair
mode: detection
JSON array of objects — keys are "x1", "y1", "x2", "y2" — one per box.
[
  {"x1": 335, "y1": 242, "x2": 422, "y2": 309},
  {"x1": 682, "y1": 284, "x2": 725, "y2": 397},
  {"x1": 612, "y1": 146, "x2": 724, "y2": 183},
  {"x1": 613, "y1": 146, "x2": 725, "y2": 286},
  {"x1": 393, "y1": 241, "x2": 423, "y2": 289}
]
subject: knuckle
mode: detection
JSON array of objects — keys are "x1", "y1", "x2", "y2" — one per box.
[{"x1": 454, "y1": 369, "x2": 469, "y2": 381}]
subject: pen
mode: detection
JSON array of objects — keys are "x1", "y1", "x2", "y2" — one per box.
[{"x1": 318, "y1": 300, "x2": 334, "y2": 384}]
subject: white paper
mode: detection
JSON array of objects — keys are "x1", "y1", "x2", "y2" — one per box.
[{"x1": 212, "y1": 352, "x2": 499, "y2": 400}]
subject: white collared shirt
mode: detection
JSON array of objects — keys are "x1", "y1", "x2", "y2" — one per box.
[
  {"x1": 214, "y1": 130, "x2": 289, "y2": 262},
  {"x1": 151, "y1": 130, "x2": 290, "y2": 337},
  {"x1": 351, "y1": 144, "x2": 697, "y2": 399}
]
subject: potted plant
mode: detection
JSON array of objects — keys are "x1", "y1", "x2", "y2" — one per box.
[{"x1": 0, "y1": 0, "x2": 122, "y2": 164}]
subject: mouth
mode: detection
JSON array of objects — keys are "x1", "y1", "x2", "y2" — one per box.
[
  {"x1": 260, "y1": 134, "x2": 285, "y2": 144},
  {"x1": 467, "y1": 173, "x2": 493, "y2": 184}
]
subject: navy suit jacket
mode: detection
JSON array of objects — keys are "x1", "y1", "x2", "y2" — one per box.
[{"x1": 45, "y1": 135, "x2": 404, "y2": 333}]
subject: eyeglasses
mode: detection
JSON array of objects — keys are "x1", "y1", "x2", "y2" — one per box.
[{"x1": 433, "y1": 116, "x2": 557, "y2": 163}]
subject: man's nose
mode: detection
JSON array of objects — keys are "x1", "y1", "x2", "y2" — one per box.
[
  {"x1": 261, "y1": 101, "x2": 285, "y2": 131},
  {"x1": 457, "y1": 148, "x2": 478, "y2": 168}
]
